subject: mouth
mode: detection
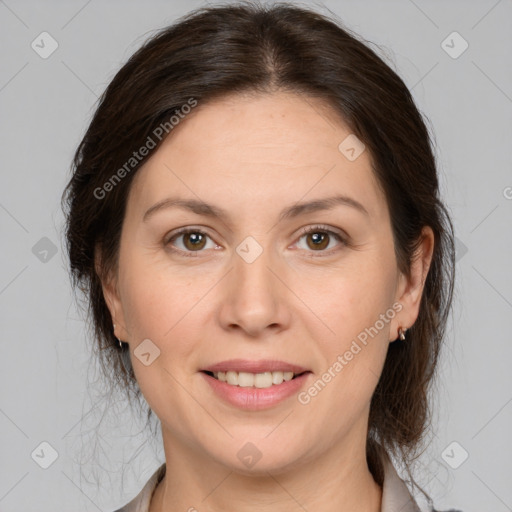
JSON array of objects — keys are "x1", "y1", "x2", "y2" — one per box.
[
  {"x1": 200, "y1": 359, "x2": 311, "y2": 390},
  {"x1": 201, "y1": 369, "x2": 310, "y2": 389},
  {"x1": 200, "y1": 366, "x2": 313, "y2": 410}
]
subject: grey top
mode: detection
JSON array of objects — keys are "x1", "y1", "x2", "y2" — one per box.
[{"x1": 113, "y1": 455, "x2": 459, "y2": 512}]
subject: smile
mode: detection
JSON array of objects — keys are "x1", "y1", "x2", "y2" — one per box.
[
  {"x1": 205, "y1": 370, "x2": 306, "y2": 388},
  {"x1": 200, "y1": 370, "x2": 312, "y2": 410}
]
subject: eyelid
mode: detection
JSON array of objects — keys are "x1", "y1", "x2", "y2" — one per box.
[
  {"x1": 295, "y1": 224, "x2": 346, "y2": 239},
  {"x1": 163, "y1": 225, "x2": 216, "y2": 245}
]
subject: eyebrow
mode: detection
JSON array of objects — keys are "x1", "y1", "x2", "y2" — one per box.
[{"x1": 142, "y1": 194, "x2": 370, "y2": 223}]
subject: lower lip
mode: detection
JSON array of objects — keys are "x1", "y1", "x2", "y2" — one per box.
[{"x1": 200, "y1": 372, "x2": 311, "y2": 411}]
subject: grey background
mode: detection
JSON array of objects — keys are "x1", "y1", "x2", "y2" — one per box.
[{"x1": 1, "y1": 0, "x2": 511, "y2": 511}]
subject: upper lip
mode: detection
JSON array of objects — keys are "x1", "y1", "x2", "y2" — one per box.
[{"x1": 201, "y1": 359, "x2": 310, "y2": 374}]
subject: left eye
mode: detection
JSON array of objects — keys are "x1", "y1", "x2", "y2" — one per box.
[{"x1": 294, "y1": 226, "x2": 346, "y2": 253}]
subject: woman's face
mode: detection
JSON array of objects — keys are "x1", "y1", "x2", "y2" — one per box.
[{"x1": 104, "y1": 91, "x2": 431, "y2": 473}]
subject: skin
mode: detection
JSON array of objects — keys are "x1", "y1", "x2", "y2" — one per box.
[{"x1": 101, "y1": 90, "x2": 434, "y2": 512}]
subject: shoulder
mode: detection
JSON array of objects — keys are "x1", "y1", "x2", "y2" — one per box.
[{"x1": 379, "y1": 448, "x2": 462, "y2": 512}]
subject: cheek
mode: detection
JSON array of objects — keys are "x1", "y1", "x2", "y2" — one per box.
[
  {"x1": 306, "y1": 255, "x2": 396, "y2": 339},
  {"x1": 117, "y1": 251, "x2": 220, "y2": 372},
  {"x1": 116, "y1": 256, "x2": 208, "y2": 415},
  {"x1": 299, "y1": 281, "x2": 394, "y2": 432},
  {"x1": 305, "y1": 254, "x2": 397, "y2": 392},
  {"x1": 118, "y1": 248, "x2": 190, "y2": 336}
]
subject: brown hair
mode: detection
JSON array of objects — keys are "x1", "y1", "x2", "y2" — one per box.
[{"x1": 62, "y1": 0, "x2": 455, "y2": 491}]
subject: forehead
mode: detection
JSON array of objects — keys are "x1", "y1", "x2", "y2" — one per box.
[
  {"x1": 169, "y1": 91, "x2": 355, "y2": 155},
  {"x1": 128, "y1": 91, "x2": 387, "y2": 222}
]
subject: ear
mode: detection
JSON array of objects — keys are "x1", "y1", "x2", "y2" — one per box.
[
  {"x1": 95, "y1": 247, "x2": 129, "y2": 342},
  {"x1": 391, "y1": 226, "x2": 435, "y2": 341}
]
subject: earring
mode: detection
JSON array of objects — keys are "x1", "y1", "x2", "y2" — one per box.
[
  {"x1": 113, "y1": 323, "x2": 123, "y2": 348},
  {"x1": 398, "y1": 326, "x2": 407, "y2": 341}
]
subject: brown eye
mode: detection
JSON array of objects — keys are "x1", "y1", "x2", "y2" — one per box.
[
  {"x1": 305, "y1": 231, "x2": 330, "y2": 250},
  {"x1": 295, "y1": 225, "x2": 346, "y2": 254},
  {"x1": 181, "y1": 232, "x2": 207, "y2": 251},
  {"x1": 166, "y1": 228, "x2": 215, "y2": 255}
]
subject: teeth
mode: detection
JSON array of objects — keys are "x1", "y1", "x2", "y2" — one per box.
[{"x1": 213, "y1": 371, "x2": 297, "y2": 388}]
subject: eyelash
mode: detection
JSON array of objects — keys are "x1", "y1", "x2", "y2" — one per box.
[{"x1": 165, "y1": 224, "x2": 347, "y2": 258}]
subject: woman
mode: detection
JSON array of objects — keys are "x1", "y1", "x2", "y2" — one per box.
[{"x1": 62, "y1": 2, "x2": 460, "y2": 511}]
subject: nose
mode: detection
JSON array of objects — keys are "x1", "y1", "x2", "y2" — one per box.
[{"x1": 217, "y1": 242, "x2": 291, "y2": 338}]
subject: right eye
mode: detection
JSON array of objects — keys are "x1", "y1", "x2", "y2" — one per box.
[{"x1": 165, "y1": 228, "x2": 219, "y2": 257}]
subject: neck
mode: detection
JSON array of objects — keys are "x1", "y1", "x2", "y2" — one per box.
[{"x1": 150, "y1": 428, "x2": 382, "y2": 512}]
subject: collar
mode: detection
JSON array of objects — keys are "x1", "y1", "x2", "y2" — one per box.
[{"x1": 380, "y1": 453, "x2": 422, "y2": 512}]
